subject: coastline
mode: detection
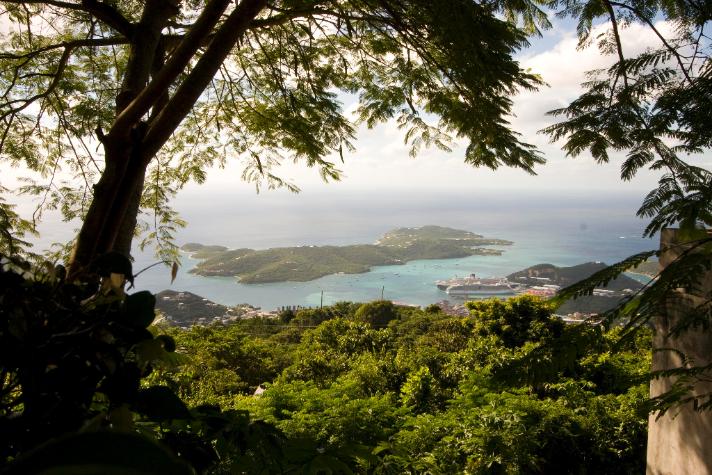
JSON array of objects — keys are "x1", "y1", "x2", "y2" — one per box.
[{"x1": 184, "y1": 226, "x2": 513, "y2": 284}]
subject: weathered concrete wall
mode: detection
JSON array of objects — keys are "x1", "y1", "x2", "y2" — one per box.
[{"x1": 646, "y1": 229, "x2": 712, "y2": 475}]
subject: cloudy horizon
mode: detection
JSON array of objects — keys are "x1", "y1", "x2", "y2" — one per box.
[
  {"x1": 2, "y1": 15, "x2": 710, "y2": 223},
  {"x1": 170, "y1": 17, "x2": 708, "y2": 196}
]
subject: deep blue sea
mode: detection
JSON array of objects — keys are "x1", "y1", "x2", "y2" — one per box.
[{"x1": 107, "y1": 189, "x2": 658, "y2": 310}]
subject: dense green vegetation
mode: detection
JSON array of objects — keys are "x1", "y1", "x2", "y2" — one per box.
[
  {"x1": 145, "y1": 296, "x2": 650, "y2": 473},
  {"x1": 0, "y1": 252, "x2": 651, "y2": 473},
  {"x1": 186, "y1": 226, "x2": 512, "y2": 283}
]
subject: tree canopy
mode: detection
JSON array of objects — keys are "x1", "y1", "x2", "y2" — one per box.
[
  {"x1": 0, "y1": 0, "x2": 551, "y2": 270},
  {"x1": 545, "y1": 0, "x2": 711, "y2": 237}
]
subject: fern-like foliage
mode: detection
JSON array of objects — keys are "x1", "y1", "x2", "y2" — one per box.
[
  {"x1": 649, "y1": 360, "x2": 712, "y2": 416},
  {"x1": 551, "y1": 238, "x2": 712, "y2": 411},
  {"x1": 551, "y1": 251, "x2": 659, "y2": 305},
  {"x1": 544, "y1": 0, "x2": 712, "y2": 412}
]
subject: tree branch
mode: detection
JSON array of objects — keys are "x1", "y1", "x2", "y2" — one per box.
[
  {"x1": 1, "y1": 0, "x2": 85, "y2": 10},
  {"x1": 608, "y1": 0, "x2": 693, "y2": 84},
  {"x1": 111, "y1": 0, "x2": 230, "y2": 135},
  {"x1": 81, "y1": 0, "x2": 134, "y2": 37},
  {"x1": 248, "y1": 7, "x2": 362, "y2": 29},
  {"x1": 115, "y1": 0, "x2": 180, "y2": 116},
  {"x1": 1, "y1": 0, "x2": 134, "y2": 37},
  {"x1": 142, "y1": 0, "x2": 268, "y2": 161},
  {"x1": 0, "y1": 46, "x2": 72, "y2": 122},
  {"x1": 687, "y1": 24, "x2": 705, "y2": 76},
  {"x1": 158, "y1": 7, "x2": 380, "y2": 51},
  {"x1": 0, "y1": 37, "x2": 128, "y2": 60},
  {"x1": 601, "y1": 0, "x2": 629, "y2": 89}
]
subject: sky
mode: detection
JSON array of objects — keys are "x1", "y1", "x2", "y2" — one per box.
[
  {"x1": 2, "y1": 13, "x2": 710, "y2": 209},
  {"x1": 175, "y1": 16, "x2": 706, "y2": 195}
]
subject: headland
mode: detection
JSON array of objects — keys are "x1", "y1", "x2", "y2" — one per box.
[{"x1": 184, "y1": 225, "x2": 512, "y2": 284}]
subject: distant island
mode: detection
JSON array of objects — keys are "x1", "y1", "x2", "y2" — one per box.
[
  {"x1": 507, "y1": 261, "x2": 642, "y2": 290},
  {"x1": 183, "y1": 225, "x2": 512, "y2": 284},
  {"x1": 507, "y1": 262, "x2": 644, "y2": 314}
]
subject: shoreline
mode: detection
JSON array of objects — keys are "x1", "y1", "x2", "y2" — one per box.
[{"x1": 184, "y1": 226, "x2": 513, "y2": 284}]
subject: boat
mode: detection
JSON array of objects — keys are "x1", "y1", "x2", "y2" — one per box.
[
  {"x1": 436, "y1": 273, "x2": 481, "y2": 290},
  {"x1": 446, "y1": 279, "x2": 517, "y2": 296},
  {"x1": 436, "y1": 274, "x2": 517, "y2": 296}
]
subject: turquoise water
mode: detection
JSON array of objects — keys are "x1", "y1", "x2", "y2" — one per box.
[{"x1": 127, "y1": 190, "x2": 658, "y2": 310}]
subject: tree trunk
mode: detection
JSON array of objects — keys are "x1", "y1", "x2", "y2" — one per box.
[
  {"x1": 67, "y1": 0, "x2": 178, "y2": 277},
  {"x1": 646, "y1": 229, "x2": 712, "y2": 475},
  {"x1": 68, "y1": 137, "x2": 147, "y2": 277},
  {"x1": 67, "y1": 0, "x2": 267, "y2": 278},
  {"x1": 113, "y1": 172, "x2": 145, "y2": 258}
]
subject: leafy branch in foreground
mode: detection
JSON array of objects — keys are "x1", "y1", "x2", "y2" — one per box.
[
  {"x1": 544, "y1": 0, "x2": 712, "y2": 413},
  {"x1": 0, "y1": 253, "x2": 293, "y2": 472},
  {"x1": 0, "y1": 185, "x2": 38, "y2": 257},
  {"x1": 0, "y1": 0, "x2": 554, "y2": 271},
  {"x1": 551, "y1": 250, "x2": 659, "y2": 305},
  {"x1": 544, "y1": 0, "x2": 711, "y2": 236}
]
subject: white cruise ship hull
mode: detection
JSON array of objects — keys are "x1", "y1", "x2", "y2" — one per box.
[{"x1": 446, "y1": 288, "x2": 515, "y2": 296}]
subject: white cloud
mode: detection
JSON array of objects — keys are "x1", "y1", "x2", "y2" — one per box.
[
  {"x1": 196, "y1": 20, "x2": 683, "y2": 195},
  {"x1": 511, "y1": 20, "x2": 679, "y2": 142},
  {"x1": 2, "y1": 19, "x2": 706, "y2": 202}
]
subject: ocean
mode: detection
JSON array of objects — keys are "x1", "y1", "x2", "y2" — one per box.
[{"x1": 110, "y1": 189, "x2": 658, "y2": 310}]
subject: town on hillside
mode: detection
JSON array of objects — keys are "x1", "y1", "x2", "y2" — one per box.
[{"x1": 157, "y1": 261, "x2": 644, "y2": 327}]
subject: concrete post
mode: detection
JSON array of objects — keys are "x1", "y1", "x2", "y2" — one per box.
[{"x1": 646, "y1": 229, "x2": 712, "y2": 475}]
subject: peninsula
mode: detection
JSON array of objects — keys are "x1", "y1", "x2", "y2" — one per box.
[
  {"x1": 184, "y1": 225, "x2": 512, "y2": 284},
  {"x1": 507, "y1": 262, "x2": 644, "y2": 314}
]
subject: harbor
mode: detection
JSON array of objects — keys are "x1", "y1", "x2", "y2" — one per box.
[{"x1": 435, "y1": 273, "x2": 561, "y2": 299}]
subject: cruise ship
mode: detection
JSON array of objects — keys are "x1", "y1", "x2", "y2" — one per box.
[
  {"x1": 436, "y1": 274, "x2": 478, "y2": 290},
  {"x1": 436, "y1": 274, "x2": 517, "y2": 297}
]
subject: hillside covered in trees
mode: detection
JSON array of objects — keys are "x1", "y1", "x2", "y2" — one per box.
[
  {"x1": 508, "y1": 262, "x2": 643, "y2": 291},
  {"x1": 145, "y1": 297, "x2": 650, "y2": 473},
  {"x1": 0, "y1": 254, "x2": 654, "y2": 473}
]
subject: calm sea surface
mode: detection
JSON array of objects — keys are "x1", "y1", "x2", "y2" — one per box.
[{"x1": 110, "y1": 189, "x2": 657, "y2": 310}]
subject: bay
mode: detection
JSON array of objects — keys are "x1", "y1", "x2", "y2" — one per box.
[{"x1": 127, "y1": 189, "x2": 658, "y2": 310}]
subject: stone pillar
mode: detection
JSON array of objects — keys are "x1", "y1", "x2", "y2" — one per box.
[{"x1": 646, "y1": 229, "x2": 712, "y2": 475}]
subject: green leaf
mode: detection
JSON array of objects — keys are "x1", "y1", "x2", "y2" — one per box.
[
  {"x1": 677, "y1": 227, "x2": 709, "y2": 243},
  {"x1": 124, "y1": 291, "x2": 156, "y2": 328},
  {"x1": 134, "y1": 339, "x2": 170, "y2": 364},
  {"x1": 133, "y1": 386, "x2": 191, "y2": 422},
  {"x1": 3, "y1": 431, "x2": 193, "y2": 475},
  {"x1": 156, "y1": 334, "x2": 177, "y2": 352},
  {"x1": 170, "y1": 261, "x2": 179, "y2": 284}
]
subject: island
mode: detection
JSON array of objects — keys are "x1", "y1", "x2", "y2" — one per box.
[
  {"x1": 183, "y1": 225, "x2": 512, "y2": 284},
  {"x1": 507, "y1": 261, "x2": 642, "y2": 290},
  {"x1": 507, "y1": 262, "x2": 644, "y2": 314}
]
